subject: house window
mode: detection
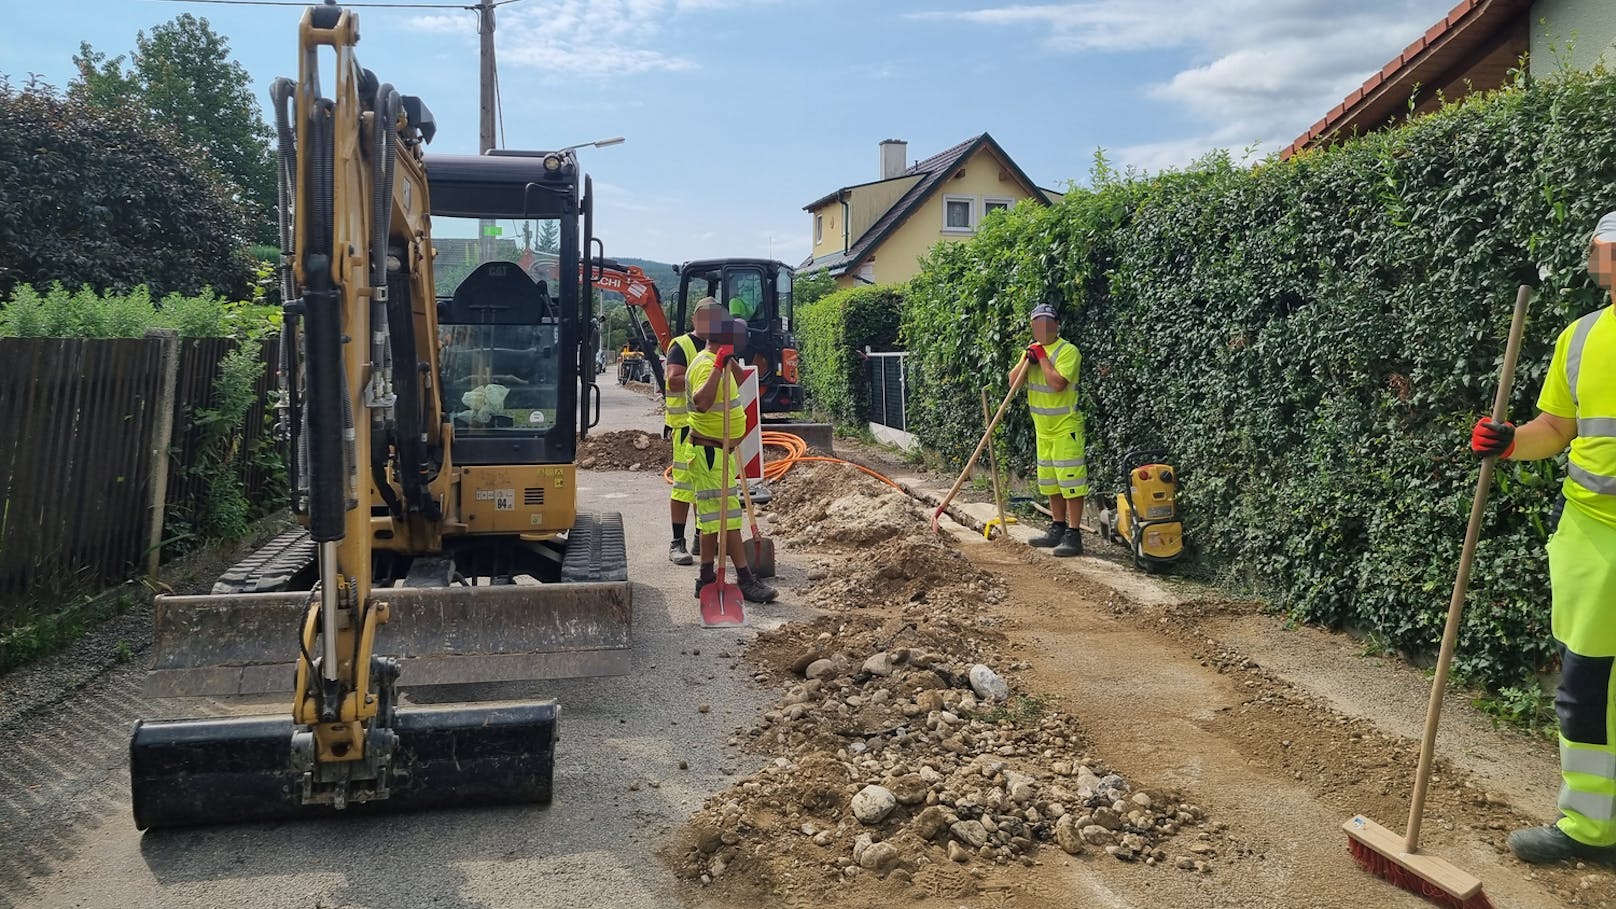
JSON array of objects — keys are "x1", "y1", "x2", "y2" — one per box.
[
  {"x1": 814, "y1": 213, "x2": 824, "y2": 244},
  {"x1": 984, "y1": 197, "x2": 1014, "y2": 217},
  {"x1": 943, "y1": 195, "x2": 974, "y2": 233}
]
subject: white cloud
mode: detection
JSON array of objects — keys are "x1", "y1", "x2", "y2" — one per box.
[
  {"x1": 914, "y1": 0, "x2": 1459, "y2": 171},
  {"x1": 403, "y1": 0, "x2": 780, "y2": 79}
]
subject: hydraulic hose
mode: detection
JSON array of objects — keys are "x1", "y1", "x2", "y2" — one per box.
[{"x1": 270, "y1": 77, "x2": 303, "y2": 509}]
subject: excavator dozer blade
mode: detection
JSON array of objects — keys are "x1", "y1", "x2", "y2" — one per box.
[
  {"x1": 129, "y1": 700, "x2": 558, "y2": 830},
  {"x1": 144, "y1": 581, "x2": 631, "y2": 698}
]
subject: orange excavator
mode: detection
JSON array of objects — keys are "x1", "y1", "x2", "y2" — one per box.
[{"x1": 586, "y1": 259, "x2": 669, "y2": 392}]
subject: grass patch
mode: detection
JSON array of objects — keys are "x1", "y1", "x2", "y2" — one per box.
[
  {"x1": 0, "y1": 583, "x2": 144, "y2": 673},
  {"x1": 984, "y1": 693, "x2": 1053, "y2": 727},
  {"x1": 1473, "y1": 685, "x2": 1558, "y2": 740}
]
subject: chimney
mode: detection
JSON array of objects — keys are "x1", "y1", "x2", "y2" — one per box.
[{"x1": 880, "y1": 139, "x2": 907, "y2": 180}]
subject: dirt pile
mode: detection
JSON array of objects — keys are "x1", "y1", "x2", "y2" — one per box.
[
  {"x1": 800, "y1": 537, "x2": 995, "y2": 612},
  {"x1": 672, "y1": 488, "x2": 1214, "y2": 904},
  {"x1": 769, "y1": 463, "x2": 927, "y2": 547},
  {"x1": 577, "y1": 430, "x2": 671, "y2": 471},
  {"x1": 672, "y1": 610, "x2": 1213, "y2": 903}
]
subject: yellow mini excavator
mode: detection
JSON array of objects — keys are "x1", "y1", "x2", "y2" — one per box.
[{"x1": 128, "y1": 3, "x2": 630, "y2": 829}]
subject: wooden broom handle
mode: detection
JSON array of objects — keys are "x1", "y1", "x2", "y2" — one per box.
[
  {"x1": 1404, "y1": 284, "x2": 1530, "y2": 851},
  {"x1": 935, "y1": 358, "x2": 1031, "y2": 524},
  {"x1": 716, "y1": 367, "x2": 732, "y2": 575},
  {"x1": 983, "y1": 388, "x2": 1010, "y2": 537}
]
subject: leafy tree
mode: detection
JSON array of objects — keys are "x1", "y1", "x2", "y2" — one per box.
[
  {"x1": 71, "y1": 14, "x2": 276, "y2": 243},
  {"x1": 0, "y1": 79, "x2": 253, "y2": 297},
  {"x1": 537, "y1": 221, "x2": 560, "y2": 253},
  {"x1": 793, "y1": 269, "x2": 837, "y2": 308}
]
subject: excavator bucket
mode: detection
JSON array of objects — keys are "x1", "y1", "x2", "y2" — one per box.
[
  {"x1": 144, "y1": 581, "x2": 631, "y2": 697},
  {"x1": 130, "y1": 700, "x2": 558, "y2": 829}
]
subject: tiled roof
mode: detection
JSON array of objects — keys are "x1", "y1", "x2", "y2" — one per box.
[{"x1": 1283, "y1": 0, "x2": 1532, "y2": 157}]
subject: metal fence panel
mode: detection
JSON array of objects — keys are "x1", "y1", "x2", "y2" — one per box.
[{"x1": 865, "y1": 350, "x2": 908, "y2": 431}]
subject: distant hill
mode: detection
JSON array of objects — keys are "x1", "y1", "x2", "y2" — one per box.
[{"x1": 610, "y1": 257, "x2": 679, "y2": 302}]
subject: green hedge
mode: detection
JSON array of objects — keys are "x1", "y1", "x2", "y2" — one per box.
[
  {"x1": 903, "y1": 68, "x2": 1616, "y2": 691},
  {"x1": 796, "y1": 284, "x2": 904, "y2": 425}
]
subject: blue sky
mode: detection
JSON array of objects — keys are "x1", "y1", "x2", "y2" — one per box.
[{"x1": 10, "y1": 0, "x2": 1459, "y2": 264}]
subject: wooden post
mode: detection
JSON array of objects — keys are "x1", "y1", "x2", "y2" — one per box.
[
  {"x1": 144, "y1": 329, "x2": 180, "y2": 580},
  {"x1": 982, "y1": 389, "x2": 1009, "y2": 539}
]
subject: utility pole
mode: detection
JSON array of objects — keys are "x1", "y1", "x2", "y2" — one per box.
[
  {"x1": 477, "y1": 0, "x2": 496, "y2": 154},
  {"x1": 477, "y1": 0, "x2": 497, "y2": 260}
]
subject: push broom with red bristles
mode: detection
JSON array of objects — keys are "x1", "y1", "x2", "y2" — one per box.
[{"x1": 1343, "y1": 285, "x2": 1531, "y2": 909}]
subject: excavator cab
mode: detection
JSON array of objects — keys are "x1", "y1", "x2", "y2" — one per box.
[{"x1": 674, "y1": 258, "x2": 802, "y2": 413}]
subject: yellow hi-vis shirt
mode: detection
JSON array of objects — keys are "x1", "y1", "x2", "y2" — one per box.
[
  {"x1": 1026, "y1": 338, "x2": 1082, "y2": 435},
  {"x1": 663, "y1": 333, "x2": 700, "y2": 429},
  {"x1": 686, "y1": 349, "x2": 744, "y2": 443},
  {"x1": 1538, "y1": 304, "x2": 1616, "y2": 528}
]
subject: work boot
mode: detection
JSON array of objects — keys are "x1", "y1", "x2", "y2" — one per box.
[
  {"x1": 1507, "y1": 824, "x2": 1616, "y2": 864},
  {"x1": 695, "y1": 565, "x2": 716, "y2": 599},
  {"x1": 1052, "y1": 527, "x2": 1084, "y2": 558},
  {"x1": 1029, "y1": 521, "x2": 1067, "y2": 548},
  {"x1": 668, "y1": 538, "x2": 694, "y2": 566},
  {"x1": 737, "y1": 572, "x2": 778, "y2": 604}
]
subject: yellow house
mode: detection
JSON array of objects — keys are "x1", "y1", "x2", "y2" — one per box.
[{"x1": 799, "y1": 134, "x2": 1058, "y2": 288}]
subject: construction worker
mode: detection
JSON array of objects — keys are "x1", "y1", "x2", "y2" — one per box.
[
  {"x1": 662, "y1": 300, "x2": 710, "y2": 565},
  {"x1": 1472, "y1": 213, "x2": 1616, "y2": 863},
  {"x1": 1015, "y1": 300, "x2": 1087, "y2": 557},
  {"x1": 687, "y1": 307, "x2": 778, "y2": 604}
]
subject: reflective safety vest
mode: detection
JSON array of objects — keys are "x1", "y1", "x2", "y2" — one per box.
[
  {"x1": 664, "y1": 333, "x2": 700, "y2": 429},
  {"x1": 1026, "y1": 338, "x2": 1082, "y2": 435},
  {"x1": 1558, "y1": 306, "x2": 1616, "y2": 527},
  {"x1": 685, "y1": 349, "x2": 744, "y2": 443}
]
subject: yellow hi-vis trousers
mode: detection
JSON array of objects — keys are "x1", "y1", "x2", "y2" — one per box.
[
  {"x1": 670, "y1": 426, "x2": 695, "y2": 505},
  {"x1": 1550, "y1": 502, "x2": 1616, "y2": 846}
]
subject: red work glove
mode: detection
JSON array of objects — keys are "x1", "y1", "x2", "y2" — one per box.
[
  {"x1": 1027, "y1": 343, "x2": 1048, "y2": 362},
  {"x1": 713, "y1": 344, "x2": 734, "y2": 368},
  {"x1": 1470, "y1": 418, "x2": 1515, "y2": 458}
]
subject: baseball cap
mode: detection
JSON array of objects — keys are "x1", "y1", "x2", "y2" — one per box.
[{"x1": 1029, "y1": 302, "x2": 1059, "y2": 321}]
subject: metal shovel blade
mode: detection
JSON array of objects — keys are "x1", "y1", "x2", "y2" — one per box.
[
  {"x1": 146, "y1": 581, "x2": 631, "y2": 697},
  {"x1": 699, "y1": 580, "x2": 746, "y2": 627},
  {"x1": 743, "y1": 536, "x2": 775, "y2": 579}
]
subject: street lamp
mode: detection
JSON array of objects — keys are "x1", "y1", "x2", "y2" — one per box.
[{"x1": 556, "y1": 136, "x2": 626, "y2": 154}]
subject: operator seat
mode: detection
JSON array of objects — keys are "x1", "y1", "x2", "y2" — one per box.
[{"x1": 440, "y1": 261, "x2": 553, "y2": 325}]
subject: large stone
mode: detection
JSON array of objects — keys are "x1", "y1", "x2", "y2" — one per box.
[
  {"x1": 947, "y1": 840, "x2": 971, "y2": 863},
  {"x1": 950, "y1": 819, "x2": 989, "y2": 849},
  {"x1": 887, "y1": 774, "x2": 929, "y2": 806},
  {"x1": 790, "y1": 649, "x2": 827, "y2": 676},
  {"x1": 853, "y1": 833, "x2": 873, "y2": 865},
  {"x1": 852, "y1": 785, "x2": 897, "y2": 824},
  {"x1": 912, "y1": 805, "x2": 950, "y2": 840},
  {"x1": 1054, "y1": 815, "x2": 1085, "y2": 856},
  {"x1": 859, "y1": 841, "x2": 901, "y2": 874},
  {"x1": 862, "y1": 652, "x2": 897, "y2": 677},
  {"x1": 806, "y1": 659, "x2": 839, "y2": 681},
  {"x1": 1081, "y1": 825, "x2": 1117, "y2": 847},
  {"x1": 1092, "y1": 807, "x2": 1122, "y2": 831},
  {"x1": 968, "y1": 664, "x2": 1009, "y2": 702}
]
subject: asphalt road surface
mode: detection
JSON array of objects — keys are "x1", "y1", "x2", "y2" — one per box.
[{"x1": 0, "y1": 379, "x2": 804, "y2": 909}]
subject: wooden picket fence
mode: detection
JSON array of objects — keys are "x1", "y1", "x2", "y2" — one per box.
[{"x1": 0, "y1": 334, "x2": 280, "y2": 622}]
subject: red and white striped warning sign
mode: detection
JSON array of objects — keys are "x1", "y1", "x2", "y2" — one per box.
[{"x1": 738, "y1": 365, "x2": 762, "y2": 480}]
